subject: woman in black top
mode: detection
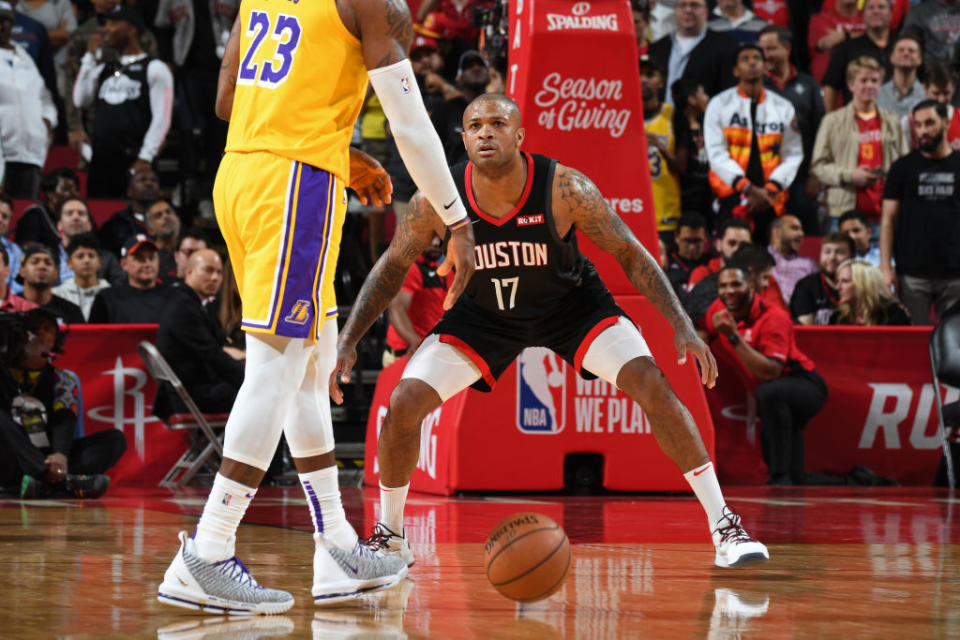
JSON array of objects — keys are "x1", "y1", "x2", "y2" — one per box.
[{"x1": 831, "y1": 259, "x2": 911, "y2": 326}]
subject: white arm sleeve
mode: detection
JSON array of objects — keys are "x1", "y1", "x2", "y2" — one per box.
[
  {"x1": 138, "y1": 59, "x2": 174, "y2": 162},
  {"x1": 368, "y1": 59, "x2": 468, "y2": 227}
]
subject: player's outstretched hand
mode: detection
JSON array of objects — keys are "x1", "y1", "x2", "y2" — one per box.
[
  {"x1": 436, "y1": 222, "x2": 476, "y2": 310},
  {"x1": 329, "y1": 337, "x2": 359, "y2": 405},
  {"x1": 349, "y1": 147, "x2": 393, "y2": 207},
  {"x1": 675, "y1": 328, "x2": 717, "y2": 389}
]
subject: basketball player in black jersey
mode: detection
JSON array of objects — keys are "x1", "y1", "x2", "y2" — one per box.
[{"x1": 332, "y1": 94, "x2": 769, "y2": 569}]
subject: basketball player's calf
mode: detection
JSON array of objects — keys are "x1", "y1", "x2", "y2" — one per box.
[
  {"x1": 368, "y1": 379, "x2": 442, "y2": 566},
  {"x1": 615, "y1": 356, "x2": 769, "y2": 568}
]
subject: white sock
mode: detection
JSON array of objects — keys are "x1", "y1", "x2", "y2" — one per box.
[
  {"x1": 194, "y1": 473, "x2": 257, "y2": 562},
  {"x1": 684, "y1": 461, "x2": 727, "y2": 530},
  {"x1": 379, "y1": 482, "x2": 409, "y2": 534},
  {"x1": 300, "y1": 467, "x2": 357, "y2": 549}
]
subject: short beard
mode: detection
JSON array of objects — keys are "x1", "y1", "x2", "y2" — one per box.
[
  {"x1": 919, "y1": 129, "x2": 945, "y2": 153},
  {"x1": 28, "y1": 280, "x2": 52, "y2": 292}
]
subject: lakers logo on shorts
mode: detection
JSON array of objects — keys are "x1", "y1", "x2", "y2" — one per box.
[{"x1": 285, "y1": 300, "x2": 312, "y2": 326}]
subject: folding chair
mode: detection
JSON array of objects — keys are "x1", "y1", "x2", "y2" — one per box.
[
  {"x1": 929, "y1": 311, "x2": 960, "y2": 490},
  {"x1": 137, "y1": 341, "x2": 228, "y2": 488}
]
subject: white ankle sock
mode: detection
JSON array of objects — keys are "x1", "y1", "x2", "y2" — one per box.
[
  {"x1": 194, "y1": 473, "x2": 257, "y2": 562},
  {"x1": 379, "y1": 482, "x2": 409, "y2": 533},
  {"x1": 300, "y1": 467, "x2": 357, "y2": 549},
  {"x1": 684, "y1": 461, "x2": 727, "y2": 529}
]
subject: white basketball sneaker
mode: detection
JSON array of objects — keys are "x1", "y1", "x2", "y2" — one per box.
[
  {"x1": 157, "y1": 531, "x2": 294, "y2": 615},
  {"x1": 367, "y1": 522, "x2": 415, "y2": 567},
  {"x1": 312, "y1": 533, "x2": 408, "y2": 605},
  {"x1": 712, "y1": 507, "x2": 770, "y2": 568}
]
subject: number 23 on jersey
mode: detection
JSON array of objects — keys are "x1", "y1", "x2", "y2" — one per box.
[{"x1": 238, "y1": 10, "x2": 303, "y2": 89}]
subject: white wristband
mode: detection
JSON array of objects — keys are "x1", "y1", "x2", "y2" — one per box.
[{"x1": 368, "y1": 59, "x2": 468, "y2": 227}]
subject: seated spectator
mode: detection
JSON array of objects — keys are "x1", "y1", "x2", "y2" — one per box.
[
  {"x1": 768, "y1": 214, "x2": 817, "y2": 304},
  {"x1": 88, "y1": 234, "x2": 173, "y2": 323},
  {"x1": 688, "y1": 218, "x2": 752, "y2": 289},
  {"x1": 71, "y1": 6, "x2": 173, "y2": 197},
  {"x1": 791, "y1": 232, "x2": 855, "y2": 325},
  {"x1": 642, "y1": 56, "x2": 683, "y2": 238},
  {"x1": 173, "y1": 228, "x2": 208, "y2": 281},
  {"x1": 52, "y1": 232, "x2": 109, "y2": 321},
  {"x1": 17, "y1": 245, "x2": 84, "y2": 323},
  {"x1": 704, "y1": 43, "x2": 801, "y2": 243},
  {"x1": 838, "y1": 209, "x2": 881, "y2": 266},
  {"x1": 901, "y1": 63, "x2": 960, "y2": 151},
  {"x1": 832, "y1": 258, "x2": 910, "y2": 325},
  {"x1": 648, "y1": 0, "x2": 738, "y2": 105},
  {"x1": 384, "y1": 237, "x2": 449, "y2": 367},
  {"x1": 97, "y1": 168, "x2": 157, "y2": 257},
  {"x1": 704, "y1": 262, "x2": 828, "y2": 485},
  {"x1": 54, "y1": 197, "x2": 125, "y2": 286},
  {"x1": 821, "y1": 0, "x2": 894, "y2": 111},
  {"x1": 807, "y1": 0, "x2": 863, "y2": 83},
  {"x1": 14, "y1": 167, "x2": 79, "y2": 253},
  {"x1": 671, "y1": 78, "x2": 712, "y2": 218},
  {"x1": 0, "y1": 308, "x2": 125, "y2": 499},
  {"x1": 155, "y1": 249, "x2": 243, "y2": 420},
  {"x1": 881, "y1": 100, "x2": 960, "y2": 325},
  {"x1": 0, "y1": 192, "x2": 23, "y2": 293},
  {"x1": 217, "y1": 256, "x2": 244, "y2": 352},
  {"x1": 0, "y1": 0, "x2": 57, "y2": 200},
  {"x1": 811, "y1": 56, "x2": 906, "y2": 231},
  {"x1": 0, "y1": 244, "x2": 35, "y2": 311},
  {"x1": 666, "y1": 213, "x2": 709, "y2": 295},
  {"x1": 686, "y1": 242, "x2": 786, "y2": 327},
  {"x1": 707, "y1": 0, "x2": 767, "y2": 44},
  {"x1": 875, "y1": 34, "x2": 924, "y2": 119},
  {"x1": 145, "y1": 199, "x2": 180, "y2": 281}
]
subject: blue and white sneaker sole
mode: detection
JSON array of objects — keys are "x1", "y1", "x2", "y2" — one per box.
[
  {"x1": 312, "y1": 566, "x2": 408, "y2": 606},
  {"x1": 157, "y1": 583, "x2": 294, "y2": 615}
]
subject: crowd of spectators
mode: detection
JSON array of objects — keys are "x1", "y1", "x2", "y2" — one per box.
[{"x1": 1, "y1": 0, "x2": 959, "y2": 494}]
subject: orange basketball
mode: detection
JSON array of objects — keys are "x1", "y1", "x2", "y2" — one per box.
[{"x1": 483, "y1": 512, "x2": 571, "y2": 602}]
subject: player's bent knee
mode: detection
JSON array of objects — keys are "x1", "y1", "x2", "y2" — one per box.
[
  {"x1": 387, "y1": 379, "x2": 442, "y2": 428},
  {"x1": 617, "y1": 356, "x2": 670, "y2": 402}
]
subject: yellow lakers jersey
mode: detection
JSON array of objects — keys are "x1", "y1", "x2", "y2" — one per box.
[
  {"x1": 225, "y1": 0, "x2": 368, "y2": 182},
  {"x1": 645, "y1": 103, "x2": 681, "y2": 231}
]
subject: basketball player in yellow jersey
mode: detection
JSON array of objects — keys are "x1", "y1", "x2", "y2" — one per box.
[
  {"x1": 640, "y1": 57, "x2": 683, "y2": 233},
  {"x1": 157, "y1": 0, "x2": 476, "y2": 615}
]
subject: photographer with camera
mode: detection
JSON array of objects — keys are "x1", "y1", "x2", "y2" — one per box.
[{"x1": 0, "y1": 308, "x2": 125, "y2": 498}]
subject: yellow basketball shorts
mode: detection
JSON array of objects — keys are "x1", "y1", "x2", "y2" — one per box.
[{"x1": 214, "y1": 151, "x2": 346, "y2": 342}]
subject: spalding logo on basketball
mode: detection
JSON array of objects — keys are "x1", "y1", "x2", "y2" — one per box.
[
  {"x1": 483, "y1": 512, "x2": 571, "y2": 602},
  {"x1": 516, "y1": 347, "x2": 567, "y2": 434}
]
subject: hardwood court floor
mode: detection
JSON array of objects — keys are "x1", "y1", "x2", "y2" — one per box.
[{"x1": 1, "y1": 486, "x2": 958, "y2": 639}]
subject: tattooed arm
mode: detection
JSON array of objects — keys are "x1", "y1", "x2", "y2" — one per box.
[
  {"x1": 330, "y1": 193, "x2": 445, "y2": 403},
  {"x1": 552, "y1": 164, "x2": 717, "y2": 387},
  {"x1": 340, "y1": 0, "x2": 414, "y2": 68},
  {"x1": 215, "y1": 16, "x2": 241, "y2": 121}
]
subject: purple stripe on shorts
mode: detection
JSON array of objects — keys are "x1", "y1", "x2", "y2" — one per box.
[
  {"x1": 274, "y1": 164, "x2": 335, "y2": 339},
  {"x1": 303, "y1": 479, "x2": 324, "y2": 533},
  {"x1": 244, "y1": 161, "x2": 300, "y2": 330}
]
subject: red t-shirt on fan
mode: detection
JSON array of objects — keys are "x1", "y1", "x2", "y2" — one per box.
[
  {"x1": 752, "y1": 0, "x2": 788, "y2": 27},
  {"x1": 855, "y1": 110, "x2": 884, "y2": 219},
  {"x1": 385, "y1": 257, "x2": 451, "y2": 352}
]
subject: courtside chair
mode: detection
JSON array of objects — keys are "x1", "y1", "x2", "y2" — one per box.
[
  {"x1": 929, "y1": 311, "x2": 960, "y2": 490},
  {"x1": 137, "y1": 341, "x2": 228, "y2": 488}
]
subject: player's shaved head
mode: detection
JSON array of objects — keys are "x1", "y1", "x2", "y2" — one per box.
[{"x1": 464, "y1": 93, "x2": 522, "y2": 126}]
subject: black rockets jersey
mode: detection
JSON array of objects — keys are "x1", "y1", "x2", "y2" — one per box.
[{"x1": 451, "y1": 152, "x2": 589, "y2": 318}]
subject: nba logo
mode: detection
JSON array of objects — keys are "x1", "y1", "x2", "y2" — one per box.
[
  {"x1": 400, "y1": 76, "x2": 411, "y2": 94},
  {"x1": 516, "y1": 347, "x2": 566, "y2": 434}
]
